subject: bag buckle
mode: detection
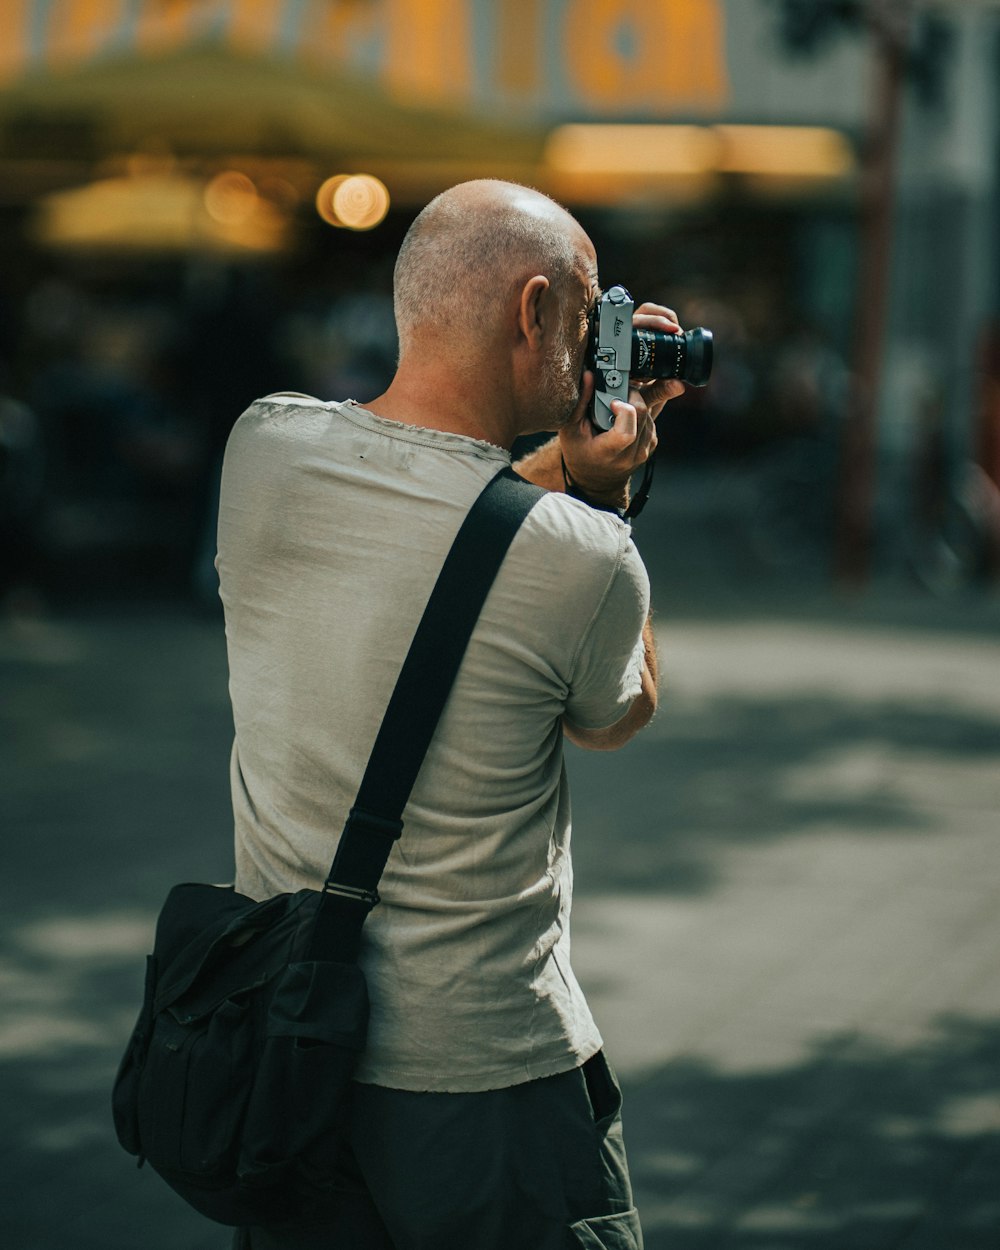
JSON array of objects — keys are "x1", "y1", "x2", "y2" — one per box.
[{"x1": 322, "y1": 881, "x2": 380, "y2": 908}]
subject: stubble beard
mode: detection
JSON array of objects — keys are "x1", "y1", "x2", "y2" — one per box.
[{"x1": 535, "y1": 337, "x2": 583, "y2": 432}]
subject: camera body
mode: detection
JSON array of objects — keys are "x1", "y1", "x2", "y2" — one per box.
[{"x1": 587, "y1": 285, "x2": 713, "y2": 430}]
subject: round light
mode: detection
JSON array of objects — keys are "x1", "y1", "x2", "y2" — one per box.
[
  {"x1": 315, "y1": 174, "x2": 390, "y2": 231},
  {"x1": 333, "y1": 175, "x2": 389, "y2": 230},
  {"x1": 315, "y1": 174, "x2": 350, "y2": 227},
  {"x1": 204, "y1": 171, "x2": 258, "y2": 226}
]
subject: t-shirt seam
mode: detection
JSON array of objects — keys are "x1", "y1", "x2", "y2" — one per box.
[
  {"x1": 257, "y1": 394, "x2": 511, "y2": 462},
  {"x1": 355, "y1": 1037, "x2": 603, "y2": 1090}
]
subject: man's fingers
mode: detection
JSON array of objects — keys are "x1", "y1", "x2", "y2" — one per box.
[
  {"x1": 635, "y1": 302, "x2": 678, "y2": 319},
  {"x1": 633, "y1": 302, "x2": 681, "y2": 335},
  {"x1": 560, "y1": 390, "x2": 656, "y2": 499},
  {"x1": 637, "y1": 377, "x2": 686, "y2": 422},
  {"x1": 607, "y1": 399, "x2": 638, "y2": 444}
]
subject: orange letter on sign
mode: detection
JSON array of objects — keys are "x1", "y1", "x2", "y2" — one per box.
[
  {"x1": 46, "y1": 0, "x2": 126, "y2": 70},
  {"x1": 565, "y1": 0, "x2": 663, "y2": 109},
  {"x1": 496, "y1": 0, "x2": 542, "y2": 101},
  {"x1": 565, "y1": 0, "x2": 728, "y2": 113},
  {"x1": 0, "y1": 0, "x2": 29, "y2": 83},
  {"x1": 227, "y1": 0, "x2": 288, "y2": 57},
  {"x1": 384, "y1": 0, "x2": 471, "y2": 106},
  {"x1": 135, "y1": 0, "x2": 196, "y2": 56},
  {"x1": 662, "y1": 0, "x2": 728, "y2": 108}
]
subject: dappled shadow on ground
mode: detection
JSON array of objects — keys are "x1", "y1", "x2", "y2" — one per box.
[
  {"x1": 1, "y1": 909, "x2": 997, "y2": 1250},
  {"x1": 0, "y1": 609, "x2": 235, "y2": 919},
  {"x1": 3, "y1": 608, "x2": 999, "y2": 1246},
  {"x1": 628, "y1": 1014, "x2": 1000, "y2": 1250},
  {"x1": 0, "y1": 908, "x2": 220, "y2": 1249},
  {"x1": 5, "y1": 608, "x2": 999, "y2": 911},
  {"x1": 3, "y1": 906, "x2": 999, "y2": 1250},
  {"x1": 569, "y1": 692, "x2": 1000, "y2": 895}
]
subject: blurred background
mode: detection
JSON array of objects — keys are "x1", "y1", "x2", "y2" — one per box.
[
  {"x1": 0, "y1": 0, "x2": 998, "y2": 602},
  {"x1": 2, "y1": 2, "x2": 1000, "y2": 1248}
]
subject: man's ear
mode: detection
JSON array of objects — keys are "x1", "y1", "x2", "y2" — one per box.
[{"x1": 517, "y1": 275, "x2": 550, "y2": 351}]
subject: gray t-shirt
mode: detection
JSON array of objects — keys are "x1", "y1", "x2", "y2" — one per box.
[{"x1": 217, "y1": 395, "x2": 650, "y2": 1092}]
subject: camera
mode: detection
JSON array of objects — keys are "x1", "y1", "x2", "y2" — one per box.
[{"x1": 587, "y1": 286, "x2": 713, "y2": 430}]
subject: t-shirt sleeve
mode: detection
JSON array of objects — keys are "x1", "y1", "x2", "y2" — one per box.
[{"x1": 564, "y1": 533, "x2": 650, "y2": 730}]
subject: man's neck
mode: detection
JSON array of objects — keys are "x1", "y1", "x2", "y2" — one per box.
[{"x1": 362, "y1": 362, "x2": 519, "y2": 450}]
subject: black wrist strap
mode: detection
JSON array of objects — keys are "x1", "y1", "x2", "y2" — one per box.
[
  {"x1": 624, "y1": 457, "x2": 655, "y2": 519},
  {"x1": 560, "y1": 457, "x2": 626, "y2": 519},
  {"x1": 308, "y1": 466, "x2": 545, "y2": 959},
  {"x1": 560, "y1": 455, "x2": 655, "y2": 521}
]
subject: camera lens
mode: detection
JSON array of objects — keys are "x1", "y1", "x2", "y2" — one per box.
[{"x1": 631, "y1": 327, "x2": 713, "y2": 388}]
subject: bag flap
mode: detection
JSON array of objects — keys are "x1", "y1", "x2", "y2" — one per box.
[{"x1": 152, "y1": 884, "x2": 317, "y2": 1014}]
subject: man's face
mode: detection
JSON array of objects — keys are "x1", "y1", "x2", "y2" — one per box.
[{"x1": 533, "y1": 244, "x2": 600, "y2": 432}]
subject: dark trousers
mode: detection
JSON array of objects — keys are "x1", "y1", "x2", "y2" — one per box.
[{"x1": 232, "y1": 1050, "x2": 642, "y2": 1249}]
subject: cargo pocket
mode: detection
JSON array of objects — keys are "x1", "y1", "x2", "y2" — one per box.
[
  {"x1": 567, "y1": 1208, "x2": 643, "y2": 1249},
  {"x1": 582, "y1": 1051, "x2": 623, "y2": 1129}
]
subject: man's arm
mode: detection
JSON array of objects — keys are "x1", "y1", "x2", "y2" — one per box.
[
  {"x1": 513, "y1": 393, "x2": 664, "y2": 754},
  {"x1": 562, "y1": 615, "x2": 658, "y2": 752},
  {"x1": 513, "y1": 302, "x2": 682, "y2": 752},
  {"x1": 513, "y1": 424, "x2": 657, "y2": 752}
]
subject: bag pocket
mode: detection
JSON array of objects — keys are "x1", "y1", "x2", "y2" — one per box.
[
  {"x1": 136, "y1": 994, "x2": 255, "y2": 1178},
  {"x1": 567, "y1": 1208, "x2": 643, "y2": 1249},
  {"x1": 239, "y1": 960, "x2": 369, "y2": 1181}
]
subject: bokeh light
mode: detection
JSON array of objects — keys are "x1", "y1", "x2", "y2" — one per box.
[
  {"x1": 314, "y1": 174, "x2": 350, "y2": 226},
  {"x1": 203, "y1": 171, "x2": 258, "y2": 226},
  {"x1": 315, "y1": 174, "x2": 390, "y2": 230}
]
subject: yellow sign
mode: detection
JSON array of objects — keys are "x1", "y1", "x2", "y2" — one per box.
[
  {"x1": 565, "y1": 0, "x2": 728, "y2": 111},
  {"x1": 0, "y1": 0, "x2": 729, "y2": 115}
]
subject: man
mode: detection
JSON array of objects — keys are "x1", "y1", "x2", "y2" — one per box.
[{"x1": 217, "y1": 180, "x2": 685, "y2": 1249}]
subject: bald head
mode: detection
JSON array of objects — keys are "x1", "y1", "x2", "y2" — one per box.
[{"x1": 393, "y1": 180, "x2": 591, "y2": 360}]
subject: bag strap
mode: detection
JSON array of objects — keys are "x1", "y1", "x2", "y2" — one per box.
[{"x1": 307, "y1": 465, "x2": 545, "y2": 959}]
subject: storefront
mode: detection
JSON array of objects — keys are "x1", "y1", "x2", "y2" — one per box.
[{"x1": 1, "y1": 0, "x2": 995, "y2": 595}]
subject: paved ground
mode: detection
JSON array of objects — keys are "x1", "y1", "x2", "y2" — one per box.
[{"x1": 2, "y1": 480, "x2": 999, "y2": 1249}]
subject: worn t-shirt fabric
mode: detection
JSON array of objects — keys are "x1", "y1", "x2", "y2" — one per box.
[{"x1": 217, "y1": 395, "x2": 650, "y2": 1093}]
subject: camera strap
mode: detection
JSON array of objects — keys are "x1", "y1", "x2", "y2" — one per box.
[
  {"x1": 624, "y1": 457, "x2": 655, "y2": 520},
  {"x1": 309, "y1": 465, "x2": 546, "y2": 959},
  {"x1": 560, "y1": 455, "x2": 654, "y2": 521}
]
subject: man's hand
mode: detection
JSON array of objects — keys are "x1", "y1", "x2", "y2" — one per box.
[{"x1": 559, "y1": 303, "x2": 687, "y2": 509}]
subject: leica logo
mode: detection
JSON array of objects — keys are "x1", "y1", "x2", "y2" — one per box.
[{"x1": 614, "y1": 317, "x2": 624, "y2": 336}]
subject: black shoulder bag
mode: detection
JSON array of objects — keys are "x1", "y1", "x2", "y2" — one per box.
[{"x1": 111, "y1": 466, "x2": 545, "y2": 1227}]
